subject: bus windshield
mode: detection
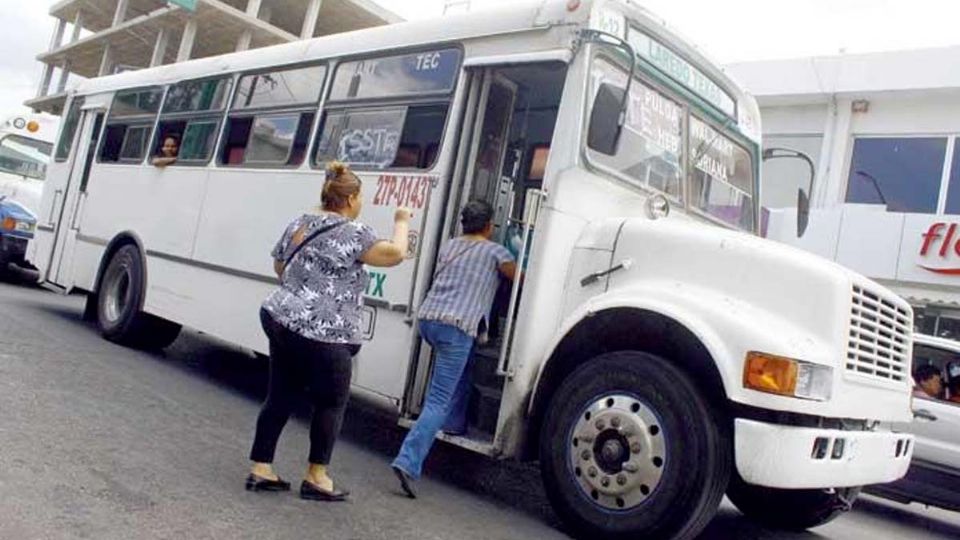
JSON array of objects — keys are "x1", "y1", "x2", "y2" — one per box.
[
  {"x1": 586, "y1": 54, "x2": 756, "y2": 231},
  {"x1": 0, "y1": 134, "x2": 52, "y2": 180}
]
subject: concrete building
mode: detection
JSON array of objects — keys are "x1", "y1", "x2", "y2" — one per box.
[
  {"x1": 728, "y1": 47, "x2": 960, "y2": 337},
  {"x1": 29, "y1": 0, "x2": 402, "y2": 115}
]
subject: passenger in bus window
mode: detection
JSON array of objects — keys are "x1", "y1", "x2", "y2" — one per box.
[
  {"x1": 247, "y1": 161, "x2": 412, "y2": 502},
  {"x1": 913, "y1": 364, "x2": 944, "y2": 399},
  {"x1": 152, "y1": 134, "x2": 179, "y2": 168},
  {"x1": 391, "y1": 200, "x2": 518, "y2": 499}
]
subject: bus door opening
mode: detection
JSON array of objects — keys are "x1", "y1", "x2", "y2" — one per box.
[{"x1": 411, "y1": 61, "x2": 567, "y2": 443}]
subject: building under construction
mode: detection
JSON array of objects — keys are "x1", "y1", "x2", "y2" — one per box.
[{"x1": 29, "y1": 0, "x2": 402, "y2": 115}]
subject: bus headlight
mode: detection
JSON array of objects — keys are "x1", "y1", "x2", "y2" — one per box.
[
  {"x1": 744, "y1": 351, "x2": 833, "y2": 401},
  {"x1": 1, "y1": 217, "x2": 35, "y2": 233}
]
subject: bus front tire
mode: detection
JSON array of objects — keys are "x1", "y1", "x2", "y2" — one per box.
[
  {"x1": 96, "y1": 244, "x2": 181, "y2": 349},
  {"x1": 539, "y1": 351, "x2": 730, "y2": 540},
  {"x1": 726, "y1": 472, "x2": 859, "y2": 531}
]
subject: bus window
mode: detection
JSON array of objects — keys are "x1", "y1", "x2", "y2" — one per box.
[
  {"x1": 314, "y1": 48, "x2": 460, "y2": 171},
  {"x1": 245, "y1": 113, "x2": 314, "y2": 164},
  {"x1": 586, "y1": 57, "x2": 683, "y2": 200},
  {"x1": 314, "y1": 104, "x2": 448, "y2": 170},
  {"x1": 152, "y1": 77, "x2": 231, "y2": 164},
  {"x1": 0, "y1": 134, "x2": 53, "y2": 180},
  {"x1": 55, "y1": 96, "x2": 84, "y2": 162},
  {"x1": 99, "y1": 87, "x2": 163, "y2": 164},
  {"x1": 330, "y1": 49, "x2": 461, "y2": 101},
  {"x1": 689, "y1": 115, "x2": 755, "y2": 230},
  {"x1": 118, "y1": 126, "x2": 150, "y2": 161},
  {"x1": 219, "y1": 64, "x2": 326, "y2": 167}
]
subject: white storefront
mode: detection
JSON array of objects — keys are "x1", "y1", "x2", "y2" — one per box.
[{"x1": 727, "y1": 47, "x2": 960, "y2": 337}]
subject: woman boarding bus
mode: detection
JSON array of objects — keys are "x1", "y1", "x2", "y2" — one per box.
[{"x1": 33, "y1": 1, "x2": 916, "y2": 538}]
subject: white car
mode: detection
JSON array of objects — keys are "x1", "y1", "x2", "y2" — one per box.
[{"x1": 866, "y1": 333, "x2": 960, "y2": 511}]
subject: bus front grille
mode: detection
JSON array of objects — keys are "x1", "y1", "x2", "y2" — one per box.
[{"x1": 846, "y1": 285, "x2": 911, "y2": 383}]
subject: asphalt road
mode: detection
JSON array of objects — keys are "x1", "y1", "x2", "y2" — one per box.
[{"x1": 1, "y1": 280, "x2": 959, "y2": 539}]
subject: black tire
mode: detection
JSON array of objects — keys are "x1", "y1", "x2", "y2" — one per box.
[
  {"x1": 96, "y1": 244, "x2": 181, "y2": 349},
  {"x1": 727, "y1": 472, "x2": 859, "y2": 531},
  {"x1": 539, "y1": 351, "x2": 731, "y2": 540}
]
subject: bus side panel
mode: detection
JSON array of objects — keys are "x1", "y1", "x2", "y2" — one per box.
[
  {"x1": 192, "y1": 167, "x2": 438, "y2": 401},
  {"x1": 72, "y1": 238, "x2": 105, "y2": 292},
  {"x1": 143, "y1": 254, "x2": 271, "y2": 353},
  {"x1": 79, "y1": 165, "x2": 209, "y2": 260},
  {"x1": 190, "y1": 168, "x2": 310, "y2": 276}
]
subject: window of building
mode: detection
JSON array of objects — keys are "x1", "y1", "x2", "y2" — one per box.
[
  {"x1": 152, "y1": 77, "x2": 231, "y2": 164},
  {"x1": 220, "y1": 65, "x2": 325, "y2": 167},
  {"x1": 761, "y1": 135, "x2": 822, "y2": 210},
  {"x1": 100, "y1": 87, "x2": 164, "y2": 163},
  {"x1": 314, "y1": 49, "x2": 460, "y2": 170},
  {"x1": 943, "y1": 145, "x2": 960, "y2": 215},
  {"x1": 55, "y1": 96, "x2": 84, "y2": 162},
  {"x1": 845, "y1": 137, "x2": 947, "y2": 214}
]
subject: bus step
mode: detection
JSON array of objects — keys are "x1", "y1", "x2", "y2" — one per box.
[
  {"x1": 470, "y1": 383, "x2": 503, "y2": 434},
  {"x1": 471, "y1": 350, "x2": 502, "y2": 388}
]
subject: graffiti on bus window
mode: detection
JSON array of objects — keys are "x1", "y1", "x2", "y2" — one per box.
[{"x1": 338, "y1": 127, "x2": 401, "y2": 168}]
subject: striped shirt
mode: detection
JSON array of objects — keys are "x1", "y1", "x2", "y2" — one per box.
[{"x1": 418, "y1": 237, "x2": 514, "y2": 339}]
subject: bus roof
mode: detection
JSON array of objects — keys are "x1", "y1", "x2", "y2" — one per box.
[
  {"x1": 71, "y1": 0, "x2": 583, "y2": 96},
  {"x1": 66, "y1": 0, "x2": 757, "y2": 138}
]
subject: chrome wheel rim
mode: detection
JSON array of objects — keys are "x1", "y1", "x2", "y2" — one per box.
[
  {"x1": 568, "y1": 393, "x2": 667, "y2": 511},
  {"x1": 102, "y1": 262, "x2": 131, "y2": 324}
]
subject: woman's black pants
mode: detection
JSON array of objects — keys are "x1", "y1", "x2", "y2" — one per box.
[{"x1": 250, "y1": 309, "x2": 358, "y2": 465}]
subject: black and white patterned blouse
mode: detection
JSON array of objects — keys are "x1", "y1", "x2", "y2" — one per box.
[{"x1": 262, "y1": 213, "x2": 379, "y2": 344}]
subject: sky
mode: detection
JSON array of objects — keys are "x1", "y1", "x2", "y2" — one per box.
[{"x1": 5, "y1": 0, "x2": 960, "y2": 114}]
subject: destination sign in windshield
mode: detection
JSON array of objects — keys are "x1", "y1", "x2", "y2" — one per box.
[{"x1": 627, "y1": 30, "x2": 735, "y2": 117}]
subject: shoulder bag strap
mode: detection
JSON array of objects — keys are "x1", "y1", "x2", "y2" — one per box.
[
  {"x1": 282, "y1": 220, "x2": 347, "y2": 274},
  {"x1": 433, "y1": 241, "x2": 481, "y2": 279}
]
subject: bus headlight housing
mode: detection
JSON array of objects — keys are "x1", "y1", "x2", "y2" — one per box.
[
  {"x1": 2, "y1": 217, "x2": 34, "y2": 233},
  {"x1": 744, "y1": 351, "x2": 833, "y2": 401}
]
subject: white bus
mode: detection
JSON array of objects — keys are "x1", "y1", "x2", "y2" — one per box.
[
  {"x1": 0, "y1": 112, "x2": 57, "y2": 273},
  {"x1": 32, "y1": 1, "x2": 916, "y2": 537}
]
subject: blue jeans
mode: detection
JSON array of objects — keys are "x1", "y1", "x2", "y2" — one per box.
[{"x1": 392, "y1": 320, "x2": 475, "y2": 479}]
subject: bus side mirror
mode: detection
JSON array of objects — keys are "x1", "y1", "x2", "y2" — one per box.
[
  {"x1": 587, "y1": 83, "x2": 626, "y2": 156},
  {"x1": 763, "y1": 147, "x2": 816, "y2": 238},
  {"x1": 797, "y1": 188, "x2": 810, "y2": 238}
]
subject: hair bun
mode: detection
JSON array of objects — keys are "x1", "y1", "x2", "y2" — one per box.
[{"x1": 326, "y1": 160, "x2": 348, "y2": 180}]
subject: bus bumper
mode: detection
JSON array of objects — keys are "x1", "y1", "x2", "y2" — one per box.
[{"x1": 734, "y1": 418, "x2": 913, "y2": 489}]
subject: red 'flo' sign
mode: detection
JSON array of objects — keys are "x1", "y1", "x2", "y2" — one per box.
[{"x1": 919, "y1": 222, "x2": 960, "y2": 275}]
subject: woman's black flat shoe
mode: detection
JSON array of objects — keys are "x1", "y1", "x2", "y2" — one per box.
[
  {"x1": 300, "y1": 480, "x2": 349, "y2": 502},
  {"x1": 392, "y1": 466, "x2": 417, "y2": 499},
  {"x1": 245, "y1": 474, "x2": 291, "y2": 492}
]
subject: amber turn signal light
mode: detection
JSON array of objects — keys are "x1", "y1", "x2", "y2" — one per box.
[
  {"x1": 744, "y1": 351, "x2": 799, "y2": 396},
  {"x1": 1, "y1": 217, "x2": 17, "y2": 231}
]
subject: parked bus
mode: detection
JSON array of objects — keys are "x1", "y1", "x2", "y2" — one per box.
[
  {"x1": 0, "y1": 112, "x2": 57, "y2": 274},
  {"x1": 31, "y1": 1, "x2": 916, "y2": 537}
]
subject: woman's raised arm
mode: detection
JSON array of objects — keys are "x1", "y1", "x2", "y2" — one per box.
[{"x1": 361, "y1": 208, "x2": 412, "y2": 268}]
